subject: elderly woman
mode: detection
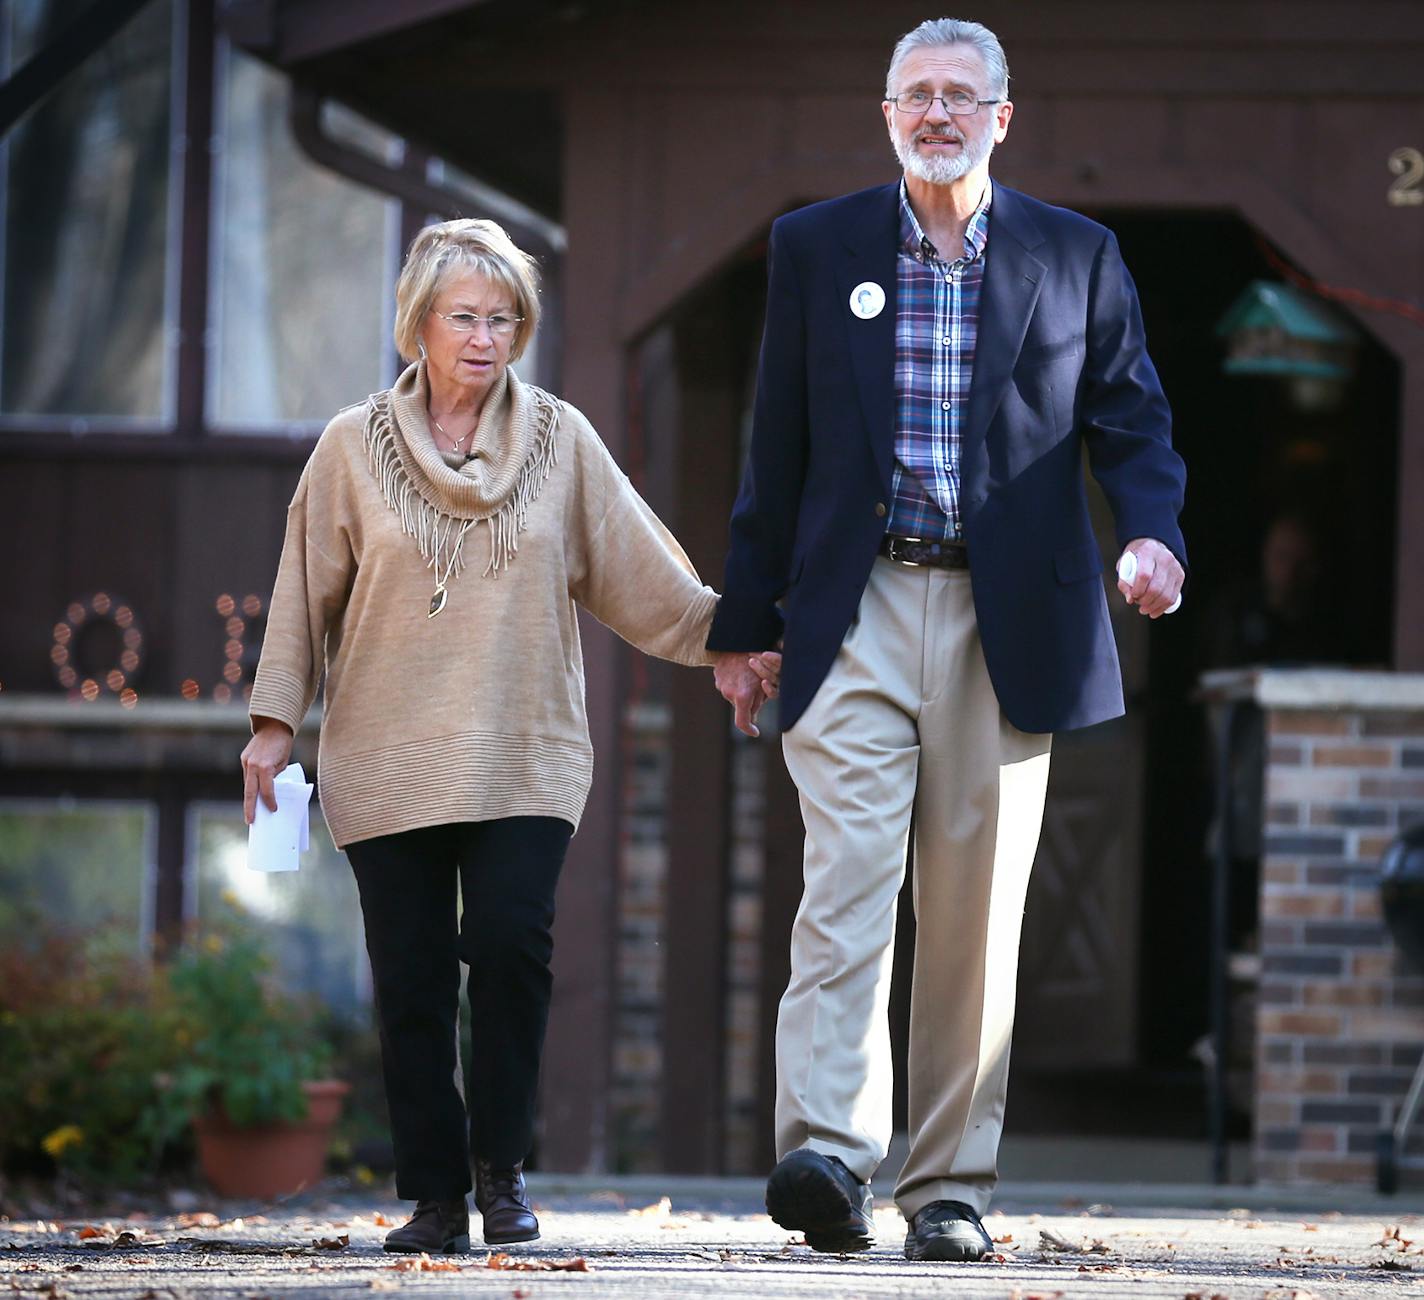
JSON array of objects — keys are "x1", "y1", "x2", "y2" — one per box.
[{"x1": 241, "y1": 219, "x2": 777, "y2": 1253}]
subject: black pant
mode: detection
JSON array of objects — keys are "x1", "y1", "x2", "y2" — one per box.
[{"x1": 347, "y1": 817, "x2": 572, "y2": 1200}]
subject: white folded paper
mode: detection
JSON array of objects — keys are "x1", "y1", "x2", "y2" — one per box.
[{"x1": 247, "y1": 762, "x2": 314, "y2": 873}]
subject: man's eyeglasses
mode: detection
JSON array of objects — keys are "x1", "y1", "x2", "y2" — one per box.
[
  {"x1": 886, "y1": 90, "x2": 1002, "y2": 116},
  {"x1": 434, "y1": 311, "x2": 523, "y2": 336}
]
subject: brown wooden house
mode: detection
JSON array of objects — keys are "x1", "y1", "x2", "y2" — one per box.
[{"x1": 2, "y1": 0, "x2": 1421, "y2": 1184}]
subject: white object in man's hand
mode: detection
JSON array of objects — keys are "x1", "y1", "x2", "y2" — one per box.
[{"x1": 1116, "y1": 542, "x2": 1183, "y2": 617}]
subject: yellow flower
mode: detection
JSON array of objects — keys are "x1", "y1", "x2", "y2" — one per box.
[
  {"x1": 202, "y1": 934, "x2": 224, "y2": 954},
  {"x1": 220, "y1": 888, "x2": 244, "y2": 912},
  {"x1": 41, "y1": 1125, "x2": 84, "y2": 1158},
  {"x1": 354, "y1": 1165, "x2": 377, "y2": 1187}
]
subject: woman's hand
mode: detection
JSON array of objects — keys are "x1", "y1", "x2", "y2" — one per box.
[
  {"x1": 749, "y1": 650, "x2": 782, "y2": 698},
  {"x1": 241, "y1": 717, "x2": 295, "y2": 824}
]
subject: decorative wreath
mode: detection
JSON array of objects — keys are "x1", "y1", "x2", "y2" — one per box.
[{"x1": 51, "y1": 592, "x2": 144, "y2": 704}]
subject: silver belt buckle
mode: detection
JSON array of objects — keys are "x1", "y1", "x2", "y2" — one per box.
[{"x1": 891, "y1": 535, "x2": 924, "y2": 566}]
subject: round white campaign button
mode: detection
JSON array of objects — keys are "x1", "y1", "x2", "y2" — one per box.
[{"x1": 849, "y1": 281, "x2": 886, "y2": 319}]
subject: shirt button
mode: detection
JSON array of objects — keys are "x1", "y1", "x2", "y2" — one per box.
[
  {"x1": 874, "y1": 502, "x2": 887, "y2": 518},
  {"x1": 941, "y1": 401, "x2": 951, "y2": 411},
  {"x1": 943, "y1": 337, "x2": 951, "y2": 345}
]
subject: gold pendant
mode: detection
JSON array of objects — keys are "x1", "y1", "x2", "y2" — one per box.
[{"x1": 427, "y1": 585, "x2": 448, "y2": 618}]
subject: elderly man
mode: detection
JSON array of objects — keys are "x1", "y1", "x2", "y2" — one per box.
[{"x1": 709, "y1": 17, "x2": 1186, "y2": 1263}]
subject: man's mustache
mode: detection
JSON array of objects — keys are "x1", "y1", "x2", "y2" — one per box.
[{"x1": 912, "y1": 127, "x2": 966, "y2": 145}]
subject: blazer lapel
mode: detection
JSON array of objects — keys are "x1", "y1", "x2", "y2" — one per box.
[
  {"x1": 962, "y1": 186, "x2": 1048, "y2": 467},
  {"x1": 835, "y1": 185, "x2": 900, "y2": 495}
]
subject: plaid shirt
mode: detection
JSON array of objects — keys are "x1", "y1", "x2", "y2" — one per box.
[{"x1": 888, "y1": 178, "x2": 992, "y2": 541}]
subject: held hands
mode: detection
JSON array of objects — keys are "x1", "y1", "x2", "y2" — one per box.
[
  {"x1": 241, "y1": 717, "x2": 295, "y2": 824},
  {"x1": 1116, "y1": 538, "x2": 1185, "y2": 618},
  {"x1": 713, "y1": 650, "x2": 783, "y2": 738}
]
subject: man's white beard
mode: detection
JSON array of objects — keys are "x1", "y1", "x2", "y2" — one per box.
[{"x1": 893, "y1": 122, "x2": 994, "y2": 185}]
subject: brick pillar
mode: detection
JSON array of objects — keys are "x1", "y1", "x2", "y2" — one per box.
[{"x1": 1251, "y1": 674, "x2": 1424, "y2": 1184}]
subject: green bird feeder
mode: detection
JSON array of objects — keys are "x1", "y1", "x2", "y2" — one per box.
[{"x1": 1216, "y1": 279, "x2": 1360, "y2": 409}]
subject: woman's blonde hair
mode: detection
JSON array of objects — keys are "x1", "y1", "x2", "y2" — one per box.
[{"x1": 393, "y1": 218, "x2": 541, "y2": 364}]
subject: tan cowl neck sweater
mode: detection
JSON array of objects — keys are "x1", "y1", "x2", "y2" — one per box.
[{"x1": 249, "y1": 361, "x2": 719, "y2": 847}]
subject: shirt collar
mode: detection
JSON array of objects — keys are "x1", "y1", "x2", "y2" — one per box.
[{"x1": 898, "y1": 177, "x2": 993, "y2": 263}]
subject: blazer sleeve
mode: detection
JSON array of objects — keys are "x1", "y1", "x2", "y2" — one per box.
[
  {"x1": 1080, "y1": 229, "x2": 1188, "y2": 569},
  {"x1": 705, "y1": 218, "x2": 809, "y2": 651}
]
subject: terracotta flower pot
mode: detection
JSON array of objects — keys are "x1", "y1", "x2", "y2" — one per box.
[{"x1": 193, "y1": 1079, "x2": 351, "y2": 1200}]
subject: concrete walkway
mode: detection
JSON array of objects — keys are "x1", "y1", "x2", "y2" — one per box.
[{"x1": 3, "y1": 1176, "x2": 1422, "y2": 1299}]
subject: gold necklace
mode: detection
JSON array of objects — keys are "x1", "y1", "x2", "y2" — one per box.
[{"x1": 430, "y1": 410, "x2": 474, "y2": 454}]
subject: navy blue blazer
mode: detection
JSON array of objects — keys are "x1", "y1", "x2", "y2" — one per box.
[{"x1": 706, "y1": 181, "x2": 1187, "y2": 734}]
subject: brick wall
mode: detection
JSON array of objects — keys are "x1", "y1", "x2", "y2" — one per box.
[
  {"x1": 610, "y1": 701, "x2": 766, "y2": 1173},
  {"x1": 1255, "y1": 698, "x2": 1424, "y2": 1184}
]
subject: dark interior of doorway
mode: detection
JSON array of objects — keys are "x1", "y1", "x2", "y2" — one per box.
[{"x1": 900, "y1": 209, "x2": 1400, "y2": 1142}]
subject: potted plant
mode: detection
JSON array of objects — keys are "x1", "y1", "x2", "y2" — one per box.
[{"x1": 149, "y1": 910, "x2": 349, "y2": 1200}]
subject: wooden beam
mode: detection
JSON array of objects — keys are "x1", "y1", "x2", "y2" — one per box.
[
  {"x1": 658, "y1": 282, "x2": 743, "y2": 1174},
  {"x1": 274, "y1": 0, "x2": 485, "y2": 65}
]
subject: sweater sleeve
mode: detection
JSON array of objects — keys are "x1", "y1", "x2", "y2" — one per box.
[
  {"x1": 567, "y1": 415, "x2": 719, "y2": 668},
  {"x1": 248, "y1": 437, "x2": 357, "y2": 733}
]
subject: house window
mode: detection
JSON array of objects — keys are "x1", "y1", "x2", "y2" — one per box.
[
  {"x1": 208, "y1": 43, "x2": 397, "y2": 428},
  {"x1": 0, "y1": 799, "x2": 155, "y2": 944},
  {"x1": 186, "y1": 802, "x2": 370, "y2": 1017},
  {"x1": 0, "y1": 0, "x2": 177, "y2": 425}
]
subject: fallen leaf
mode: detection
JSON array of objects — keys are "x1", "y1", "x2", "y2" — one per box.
[
  {"x1": 1039, "y1": 1229, "x2": 1110, "y2": 1254},
  {"x1": 177, "y1": 1212, "x2": 220, "y2": 1228},
  {"x1": 1372, "y1": 1257, "x2": 1413, "y2": 1271},
  {"x1": 1077, "y1": 1263, "x2": 1119, "y2": 1273},
  {"x1": 484, "y1": 1253, "x2": 590, "y2": 1272},
  {"x1": 1010, "y1": 1290, "x2": 1064, "y2": 1300},
  {"x1": 76, "y1": 1226, "x2": 105, "y2": 1240},
  {"x1": 386, "y1": 1252, "x2": 463, "y2": 1273},
  {"x1": 628, "y1": 1197, "x2": 672, "y2": 1219},
  {"x1": 312, "y1": 1235, "x2": 349, "y2": 1251},
  {"x1": 372, "y1": 1212, "x2": 393, "y2": 1227},
  {"x1": 993, "y1": 1233, "x2": 1016, "y2": 1245},
  {"x1": 982, "y1": 1251, "x2": 1013, "y2": 1263}
]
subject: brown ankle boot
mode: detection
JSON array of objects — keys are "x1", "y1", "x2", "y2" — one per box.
[
  {"x1": 382, "y1": 1197, "x2": 471, "y2": 1254},
  {"x1": 474, "y1": 1159, "x2": 540, "y2": 1244}
]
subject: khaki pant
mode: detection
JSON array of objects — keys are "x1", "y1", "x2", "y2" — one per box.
[{"x1": 778, "y1": 556, "x2": 1052, "y2": 1219}]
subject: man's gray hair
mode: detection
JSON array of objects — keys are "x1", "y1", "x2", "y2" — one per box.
[{"x1": 885, "y1": 18, "x2": 1010, "y2": 99}]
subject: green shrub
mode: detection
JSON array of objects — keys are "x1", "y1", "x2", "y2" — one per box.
[
  {"x1": 145, "y1": 903, "x2": 334, "y2": 1143},
  {"x1": 0, "y1": 926, "x2": 186, "y2": 1182}
]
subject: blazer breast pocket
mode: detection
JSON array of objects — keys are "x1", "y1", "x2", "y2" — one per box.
[{"x1": 1018, "y1": 335, "x2": 1085, "y2": 368}]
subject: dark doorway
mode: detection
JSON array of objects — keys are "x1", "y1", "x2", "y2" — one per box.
[{"x1": 995, "y1": 209, "x2": 1400, "y2": 1143}]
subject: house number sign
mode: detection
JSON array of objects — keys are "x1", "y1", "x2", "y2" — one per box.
[{"x1": 1389, "y1": 147, "x2": 1423, "y2": 206}]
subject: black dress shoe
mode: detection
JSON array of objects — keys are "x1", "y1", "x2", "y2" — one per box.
[
  {"x1": 903, "y1": 1199, "x2": 992, "y2": 1261},
  {"x1": 382, "y1": 1197, "x2": 471, "y2": 1254},
  {"x1": 475, "y1": 1159, "x2": 540, "y2": 1245},
  {"x1": 764, "y1": 1148, "x2": 875, "y2": 1253}
]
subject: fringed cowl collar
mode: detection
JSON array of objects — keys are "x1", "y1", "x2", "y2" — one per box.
[{"x1": 361, "y1": 361, "x2": 560, "y2": 614}]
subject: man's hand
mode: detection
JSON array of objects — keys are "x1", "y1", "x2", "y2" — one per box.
[
  {"x1": 713, "y1": 650, "x2": 782, "y2": 738},
  {"x1": 241, "y1": 717, "x2": 295, "y2": 824},
  {"x1": 1117, "y1": 538, "x2": 1185, "y2": 618}
]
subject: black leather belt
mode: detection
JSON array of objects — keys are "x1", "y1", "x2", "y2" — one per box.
[{"x1": 879, "y1": 535, "x2": 970, "y2": 569}]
